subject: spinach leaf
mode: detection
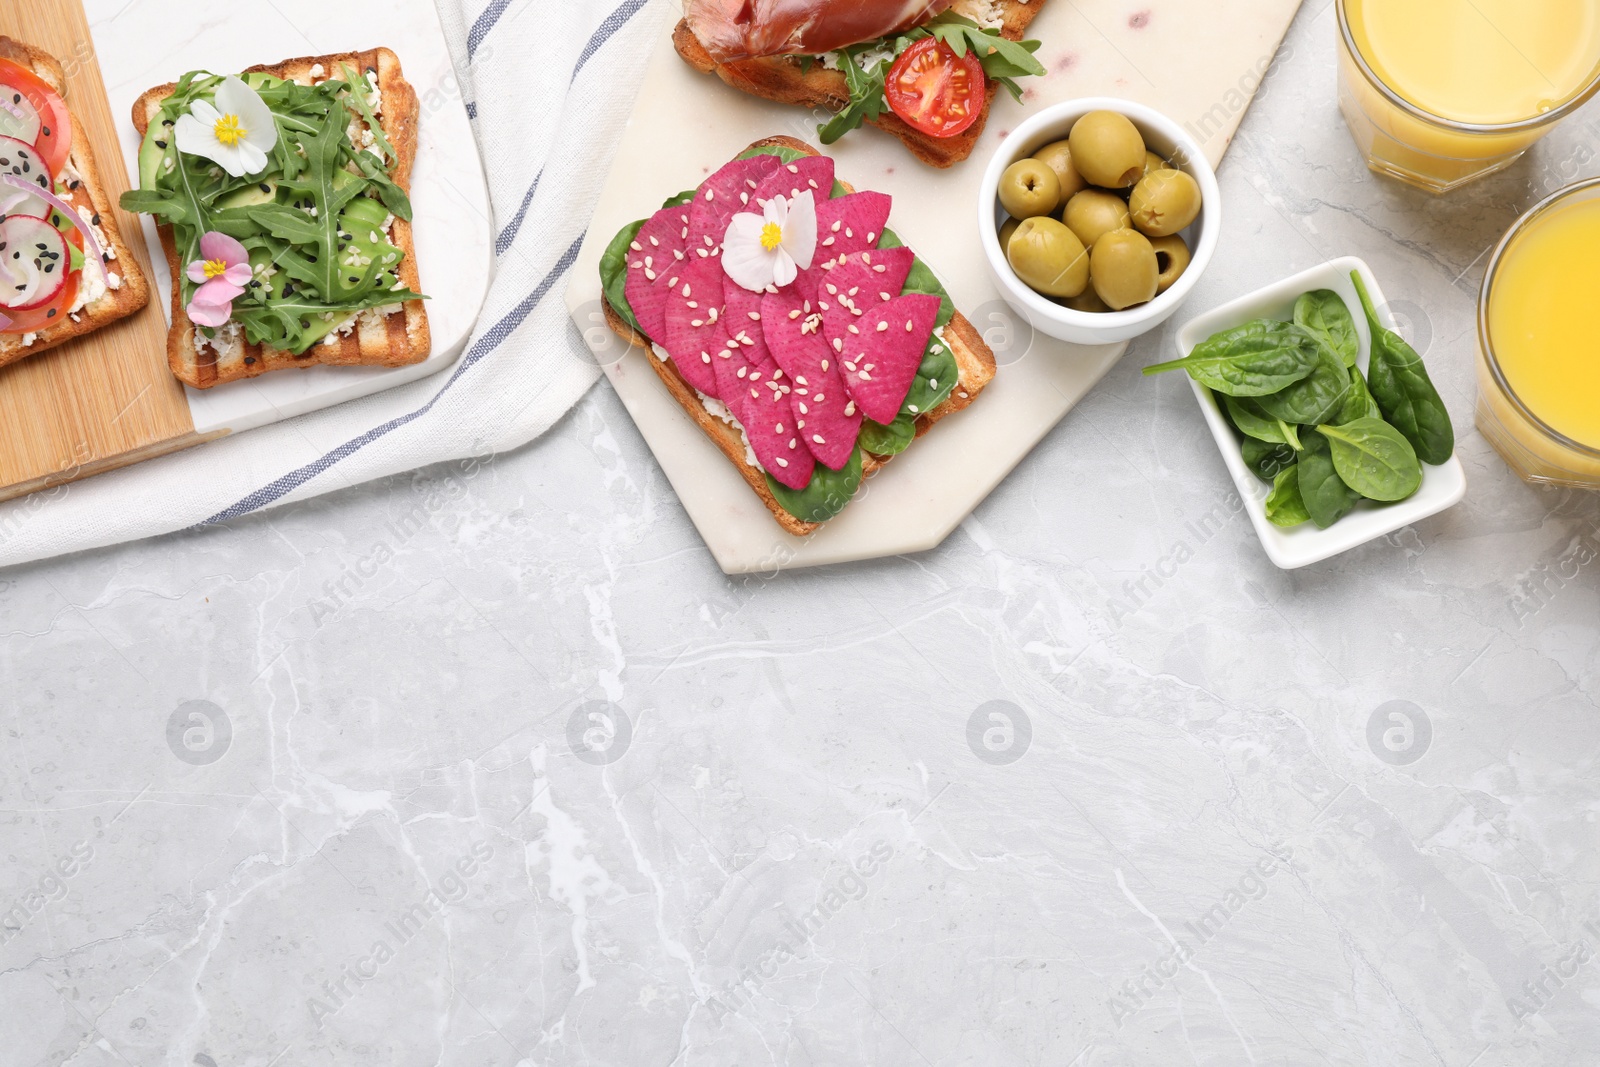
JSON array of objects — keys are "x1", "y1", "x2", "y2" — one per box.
[
  {"x1": 1143, "y1": 319, "x2": 1321, "y2": 396},
  {"x1": 1294, "y1": 289, "x2": 1359, "y2": 367},
  {"x1": 766, "y1": 446, "x2": 864, "y2": 522},
  {"x1": 1266, "y1": 466, "x2": 1311, "y2": 528},
  {"x1": 1240, "y1": 438, "x2": 1296, "y2": 483},
  {"x1": 860, "y1": 414, "x2": 917, "y2": 455},
  {"x1": 599, "y1": 219, "x2": 647, "y2": 337},
  {"x1": 1351, "y1": 271, "x2": 1455, "y2": 465},
  {"x1": 1317, "y1": 417, "x2": 1423, "y2": 502},
  {"x1": 904, "y1": 337, "x2": 958, "y2": 415},
  {"x1": 1223, "y1": 395, "x2": 1298, "y2": 448},
  {"x1": 1254, "y1": 345, "x2": 1351, "y2": 426},
  {"x1": 1336, "y1": 365, "x2": 1383, "y2": 424},
  {"x1": 1296, "y1": 428, "x2": 1362, "y2": 529}
]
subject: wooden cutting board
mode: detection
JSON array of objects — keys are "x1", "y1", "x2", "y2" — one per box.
[{"x1": 0, "y1": 0, "x2": 218, "y2": 504}]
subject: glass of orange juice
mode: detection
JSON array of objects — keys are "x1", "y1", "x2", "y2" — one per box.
[
  {"x1": 1337, "y1": 0, "x2": 1600, "y2": 193},
  {"x1": 1477, "y1": 178, "x2": 1600, "y2": 487}
]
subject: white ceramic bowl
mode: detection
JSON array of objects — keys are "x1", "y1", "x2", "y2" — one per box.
[
  {"x1": 978, "y1": 97, "x2": 1221, "y2": 346},
  {"x1": 1174, "y1": 257, "x2": 1468, "y2": 570}
]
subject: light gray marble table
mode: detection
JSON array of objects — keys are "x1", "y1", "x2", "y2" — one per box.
[{"x1": 4, "y1": 2, "x2": 1599, "y2": 1064}]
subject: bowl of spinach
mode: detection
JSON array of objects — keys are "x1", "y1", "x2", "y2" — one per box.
[{"x1": 1158, "y1": 257, "x2": 1467, "y2": 569}]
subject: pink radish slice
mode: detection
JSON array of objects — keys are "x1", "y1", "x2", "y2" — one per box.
[
  {"x1": 0, "y1": 88, "x2": 41, "y2": 146},
  {"x1": 0, "y1": 214, "x2": 69, "y2": 310},
  {"x1": 0, "y1": 136, "x2": 50, "y2": 220},
  {"x1": 0, "y1": 174, "x2": 102, "y2": 263}
]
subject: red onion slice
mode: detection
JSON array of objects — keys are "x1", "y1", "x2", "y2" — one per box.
[{"x1": 0, "y1": 172, "x2": 103, "y2": 266}]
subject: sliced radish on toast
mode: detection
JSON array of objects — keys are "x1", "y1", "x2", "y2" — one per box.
[
  {"x1": 0, "y1": 214, "x2": 68, "y2": 309},
  {"x1": 624, "y1": 203, "x2": 693, "y2": 343},
  {"x1": 0, "y1": 88, "x2": 41, "y2": 147},
  {"x1": 750, "y1": 156, "x2": 836, "y2": 207},
  {"x1": 761, "y1": 287, "x2": 861, "y2": 470},
  {"x1": 817, "y1": 246, "x2": 917, "y2": 353},
  {"x1": 0, "y1": 136, "x2": 52, "y2": 220},
  {"x1": 814, "y1": 192, "x2": 892, "y2": 264},
  {"x1": 662, "y1": 254, "x2": 730, "y2": 399},
  {"x1": 738, "y1": 351, "x2": 816, "y2": 490},
  {"x1": 687, "y1": 154, "x2": 779, "y2": 246},
  {"x1": 838, "y1": 293, "x2": 942, "y2": 424}
]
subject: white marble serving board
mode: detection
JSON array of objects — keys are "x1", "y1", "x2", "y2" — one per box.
[
  {"x1": 87, "y1": 0, "x2": 493, "y2": 437},
  {"x1": 568, "y1": 0, "x2": 1304, "y2": 574}
]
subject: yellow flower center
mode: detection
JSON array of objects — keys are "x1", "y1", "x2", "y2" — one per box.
[
  {"x1": 213, "y1": 114, "x2": 246, "y2": 147},
  {"x1": 759, "y1": 221, "x2": 784, "y2": 252},
  {"x1": 202, "y1": 258, "x2": 230, "y2": 279}
]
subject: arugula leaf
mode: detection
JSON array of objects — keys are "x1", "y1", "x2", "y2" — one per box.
[
  {"x1": 818, "y1": 45, "x2": 894, "y2": 145},
  {"x1": 339, "y1": 63, "x2": 396, "y2": 165}
]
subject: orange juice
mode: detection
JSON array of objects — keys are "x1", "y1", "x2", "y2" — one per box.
[
  {"x1": 1478, "y1": 181, "x2": 1600, "y2": 485},
  {"x1": 1338, "y1": 0, "x2": 1600, "y2": 193}
]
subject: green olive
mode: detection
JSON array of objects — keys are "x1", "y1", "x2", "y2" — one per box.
[
  {"x1": 1149, "y1": 234, "x2": 1191, "y2": 293},
  {"x1": 1141, "y1": 151, "x2": 1173, "y2": 180},
  {"x1": 1060, "y1": 286, "x2": 1112, "y2": 314},
  {"x1": 1062, "y1": 189, "x2": 1131, "y2": 249},
  {"x1": 999, "y1": 216, "x2": 1021, "y2": 254},
  {"x1": 1031, "y1": 139, "x2": 1087, "y2": 201},
  {"x1": 998, "y1": 158, "x2": 1062, "y2": 220},
  {"x1": 1090, "y1": 228, "x2": 1159, "y2": 310},
  {"x1": 1129, "y1": 168, "x2": 1203, "y2": 237},
  {"x1": 1067, "y1": 110, "x2": 1147, "y2": 188},
  {"x1": 1007, "y1": 217, "x2": 1089, "y2": 298}
]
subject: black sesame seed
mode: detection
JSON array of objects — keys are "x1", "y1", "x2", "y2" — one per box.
[
  {"x1": 260, "y1": 183, "x2": 271, "y2": 193},
  {"x1": 154, "y1": 140, "x2": 166, "y2": 149},
  {"x1": 90, "y1": 214, "x2": 101, "y2": 226},
  {"x1": 41, "y1": 126, "x2": 49, "y2": 137},
  {"x1": 46, "y1": 309, "x2": 55, "y2": 318},
  {"x1": 68, "y1": 180, "x2": 79, "y2": 190},
  {"x1": 244, "y1": 356, "x2": 256, "y2": 364}
]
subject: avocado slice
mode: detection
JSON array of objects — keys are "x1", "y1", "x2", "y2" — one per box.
[
  {"x1": 217, "y1": 181, "x2": 279, "y2": 210},
  {"x1": 137, "y1": 119, "x2": 170, "y2": 191}
]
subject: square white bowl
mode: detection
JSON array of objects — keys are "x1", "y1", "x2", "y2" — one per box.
[{"x1": 1172, "y1": 256, "x2": 1468, "y2": 570}]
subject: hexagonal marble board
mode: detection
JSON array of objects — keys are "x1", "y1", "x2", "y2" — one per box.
[{"x1": 568, "y1": 0, "x2": 1303, "y2": 574}]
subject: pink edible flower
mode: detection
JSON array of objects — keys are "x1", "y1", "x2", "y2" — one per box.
[{"x1": 185, "y1": 231, "x2": 254, "y2": 328}]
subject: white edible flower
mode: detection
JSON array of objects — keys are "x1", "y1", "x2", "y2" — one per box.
[
  {"x1": 721, "y1": 191, "x2": 817, "y2": 292},
  {"x1": 174, "y1": 76, "x2": 279, "y2": 179}
]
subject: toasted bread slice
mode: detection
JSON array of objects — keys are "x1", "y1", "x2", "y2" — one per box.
[
  {"x1": 0, "y1": 37, "x2": 150, "y2": 370},
  {"x1": 673, "y1": 1, "x2": 1046, "y2": 168},
  {"x1": 604, "y1": 136, "x2": 997, "y2": 536},
  {"x1": 132, "y1": 47, "x2": 429, "y2": 389}
]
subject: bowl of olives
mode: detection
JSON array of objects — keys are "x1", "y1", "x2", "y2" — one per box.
[{"x1": 980, "y1": 98, "x2": 1221, "y2": 346}]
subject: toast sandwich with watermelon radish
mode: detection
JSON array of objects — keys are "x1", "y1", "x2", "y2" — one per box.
[
  {"x1": 126, "y1": 48, "x2": 427, "y2": 389},
  {"x1": 675, "y1": 0, "x2": 1048, "y2": 168},
  {"x1": 599, "y1": 135, "x2": 997, "y2": 537},
  {"x1": 0, "y1": 37, "x2": 150, "y2": 370}
]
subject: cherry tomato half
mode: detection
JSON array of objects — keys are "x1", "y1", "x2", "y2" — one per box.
[
  {"x1": 0, "y1": 58, "x2": 72, "y2": 181},
  {"x1": 884, "y1": 38, "x2": 986, "y2": 140}
]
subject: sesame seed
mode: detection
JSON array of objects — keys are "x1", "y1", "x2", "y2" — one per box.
[
  {"x1": 877, "y1": 321, "x2": 888, "y2": 332},
  {"x1": 812, "y1": 435, "x2": 825, "y2": 444},
  {"x1": 630, "y1": 241, "x2": 642, "y2": 251}
]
